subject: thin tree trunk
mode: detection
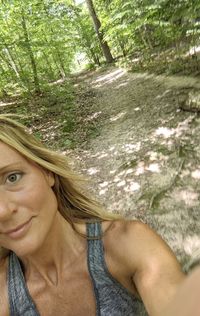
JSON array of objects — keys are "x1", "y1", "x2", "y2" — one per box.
[
  {"x1": 4, "y1": 48, "x2": 21, "y2": 78},
  {"x1": 0, "y1": 51, "x2": 21, "y2": 81},
  {"x1": 85, "y1": 0, "x2": 114, "y2": 63},
  {"x1": 21, "y1": 9, "x2": 41, "y2": 93}
]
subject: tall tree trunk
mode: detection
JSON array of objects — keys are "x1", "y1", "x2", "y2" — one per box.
[
  {"x1": 3, "y1": 48, "x2": 21, "y2": 78},
  {"x1": 21, "y1": 9, "x2": 41, "y2": 93},
  {"x1": 85, "y1": 0, "x2": 114, "y2": 63}
]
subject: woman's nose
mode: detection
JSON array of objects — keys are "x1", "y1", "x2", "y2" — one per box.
[{"x1": 0, "y1": 192, "x2": 17, "y2": 220}]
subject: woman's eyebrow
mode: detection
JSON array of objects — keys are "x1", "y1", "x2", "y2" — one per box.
[{"x1": 0, "y1": 162, "x2": 23, "y2": 174}]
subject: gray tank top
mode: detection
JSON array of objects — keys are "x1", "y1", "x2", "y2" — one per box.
[{"x1": 7, "y1": 222, "x2": 147, "y2": 315}]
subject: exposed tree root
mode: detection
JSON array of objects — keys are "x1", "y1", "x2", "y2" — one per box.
[{"x1": 149, "y1": 157, "x2": 185, "y2": 209}]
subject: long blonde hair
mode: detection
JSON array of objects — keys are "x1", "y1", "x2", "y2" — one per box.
[{"x1": 0, "y1": 114, "x2": 121, "y2": 258}]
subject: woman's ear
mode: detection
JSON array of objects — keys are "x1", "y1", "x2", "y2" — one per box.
[{"x1": 46, "y1": 171, "x2": 55, "y2": 187}]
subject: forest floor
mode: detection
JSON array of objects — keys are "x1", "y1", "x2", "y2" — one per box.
[
  {"x1": 0, "y1": 66, "x2": 200, "y2": 275},
  {"x1": 69, "y1": 66, "x2": 200, "y2": 272}
]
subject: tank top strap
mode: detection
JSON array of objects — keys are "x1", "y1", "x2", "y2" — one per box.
[
  {"x1": 86, "y1": 221, "x2": 102, "y2": 238},
  {"x1": 86, "y1": 221, "x2": 143, "y2": 315},
  {"x1": 86, "y1": 221, "x2": 105, "y2": 266},
  {"x1": 7, "y1": 251, "x2": 40, "y2": 316},
  {"x1": 86, "y1": 221, "x2": 104, "y2": 315}
]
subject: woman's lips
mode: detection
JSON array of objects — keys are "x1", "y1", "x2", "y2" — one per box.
[{"x1": 4, "y1": 218, "x2": 33, "y2": 239}]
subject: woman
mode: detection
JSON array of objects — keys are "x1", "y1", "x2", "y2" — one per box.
[{"x1": 0, "y1": 114, "x2": 185, "y2": 316}]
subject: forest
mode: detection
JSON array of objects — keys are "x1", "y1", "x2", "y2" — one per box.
[{"x1": 0, "y1": 0, "x2": 199, "y2": 95}]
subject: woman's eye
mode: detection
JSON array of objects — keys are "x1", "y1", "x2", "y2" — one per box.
[{"x1": 6, "y1": 173, "x2": 22, "y2": 184}]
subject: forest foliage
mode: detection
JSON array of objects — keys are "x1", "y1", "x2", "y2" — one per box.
[{"x1": 0, "y1": 0, "x2": 199, "y2": 96}]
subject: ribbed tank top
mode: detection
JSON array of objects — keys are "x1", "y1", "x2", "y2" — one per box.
[{"x1": 7, "y1": 222, "x2": 147, "y2": 315}]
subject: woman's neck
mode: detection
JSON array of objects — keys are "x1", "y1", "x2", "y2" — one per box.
[{"x1": 19, "y1": 214, "x2": 86, "y2": 287}]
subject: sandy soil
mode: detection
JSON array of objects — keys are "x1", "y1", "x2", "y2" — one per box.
[{"x1": 72, "y1": 66, "x2": 200, "y2": 272}]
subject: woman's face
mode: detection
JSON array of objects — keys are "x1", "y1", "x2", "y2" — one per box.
[{"x1": 0, "y1": 141, "x2": 58, "y2": 257}]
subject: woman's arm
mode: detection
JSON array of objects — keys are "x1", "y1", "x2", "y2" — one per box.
[
  {"x1": 161, "y1": 266, "x2": 200, "y2": 316},
  {"x1": 116, "y1": 220, "x2": 186, "y2": 316}
]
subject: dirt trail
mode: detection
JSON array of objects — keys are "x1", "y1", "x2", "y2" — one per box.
[{"x1": 72, "y1": 67, "x2": 200, "y2": 271}]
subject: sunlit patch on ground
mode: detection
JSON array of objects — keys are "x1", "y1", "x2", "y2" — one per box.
[
  {"x1": 83, "y1": 111, "x2": 102, "y2": 122},
  {"x1": 175, "y1": 116, "x2": 196, "y2": 138},
  {"x1": 155, "y1": 126, "x2": 175, "y2": 138},
  {"x1": 110, "y1": 112, "x2": 126, "y2": 122},
  {"x1": 124, "y1": 181, "x2": 140, "y2": 192},
  {"x1": 114, "y1": 81, "x2": 129, "y2": 89},
  {"x1": 172, "y1": 189, "x2": 199, "y2": 207},
  {"x1": 91, "y1": 69, "x2": 126, "y2": 88},
  {"x1": 87, "y1": 167, "x2": 100, "y2": 175},
  {"x1": 123, "y1": 142, "x2": 141, "y2": 153},
  {"x1": 155, "y1": 89, "x2": 172, "y2": 99},
  {"x1": 183, "y1": 235, "x2": 200, "y2": 257},
  {"x1": 191, "y1": 169, "x2": 200, "y2": 179},
  {"x1": 146, "y1": 163, "x2": 160, "y2": 173},
  {"x1": 135, "y1": 161, "x2": 146, "y2": 175}
]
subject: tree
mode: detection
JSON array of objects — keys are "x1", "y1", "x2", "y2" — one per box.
[{"x1": 85, "y1": 0, "x2": 114, "y2": 63}]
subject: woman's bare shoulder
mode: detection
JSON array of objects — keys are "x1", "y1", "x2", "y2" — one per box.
[
  {"x1": 102, "y1": 218, "x2": 149, "y2": 244},
  {"x1": 0, "y1": 257, "x2": 10, "y2": 316},
  {"x1": 103, "y1": 218, "x2": 171, "y2": 249},
  {"x1": 76, "y1": 218, "x2": 151, "y2": 256},
  {"x1": 102, "y1": 219, "x2": 146, "y2": 266},
  {"x1": 102, "y1": 218, "x2": 181, "y2": 273}
]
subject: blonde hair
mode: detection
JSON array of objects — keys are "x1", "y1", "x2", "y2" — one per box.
[{"x1": 0, "y1": 114, "x2": 121, "y2": 258}]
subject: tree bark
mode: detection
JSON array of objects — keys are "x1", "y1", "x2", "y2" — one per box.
[{"x1": 85, "y1": 0, "x2": 114, "y2": 63}]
